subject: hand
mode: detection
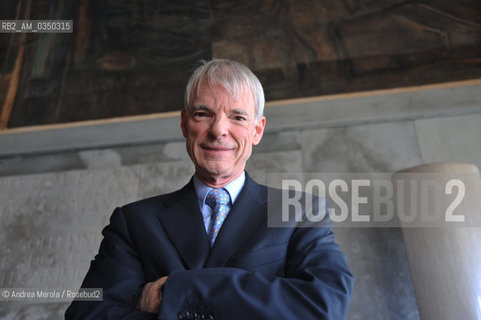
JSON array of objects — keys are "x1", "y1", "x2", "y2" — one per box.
[{"x1": 136, "y1": 276, "x2": 168, "y2": 313}]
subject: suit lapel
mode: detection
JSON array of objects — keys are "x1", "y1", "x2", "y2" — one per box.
[
  {"x1": 205, "y1": 175, "x2": 267, "y2": 268},
  {"x1": 156, "y1": 180, "x2": 210, "y2": 270}
]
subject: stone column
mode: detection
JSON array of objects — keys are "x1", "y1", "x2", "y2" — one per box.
[{"x1": 393, "y1": 162, "x2": 481, "y2": 320}]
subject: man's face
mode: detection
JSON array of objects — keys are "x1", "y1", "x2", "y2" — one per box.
[{"x1": 181, "y1": 82, "x2": 266, "y2": 186}]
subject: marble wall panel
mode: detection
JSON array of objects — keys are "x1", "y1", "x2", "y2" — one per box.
[
  {"x1": 301, "y1": 121, "x2": 423, "y2": 172},
  {"x1": 246, "y1": 150, "x2": 303, "y2": 186},
  {"x1": 78, "y1": 149, "x2": 122, "y2": 169},
  {"x1": 300, "y1": 121, "x2": 423, "y2": 320},
  {"x1": 335, "y1": 227, "x2": 420, "y2": 320},
  {"x1": 415, "y1": 113, "x2": 481, "y2": 171},
  {"x1": 0, "y1": 152, "x2": 85, "y2": 177},
  {"x1": 117, "y1": 141, "x2": 190, "y2": 166},
  {"x1": 0, "y1": 167, "x2": 140, "y2": 318},
  {"x1": 0, "y1": 160, "x2": 198, "y2": 319},
  {"x1": 254, "y1": 130, "x2": 302, "y2": 154},
  {"x1": 0, "y1": 140, "x2": 191, "y2": 178},
  {"x1": 132, "y1": 160, "x2": 195, "y2": 200}
]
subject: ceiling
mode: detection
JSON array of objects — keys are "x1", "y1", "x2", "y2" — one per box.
[{"x1": 1, "y1": 0, "x2": 481, "y2": 128}]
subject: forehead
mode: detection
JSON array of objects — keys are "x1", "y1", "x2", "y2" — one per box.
[{"x1": 192, "y1": 81, "x2": 255, "y2": 113}]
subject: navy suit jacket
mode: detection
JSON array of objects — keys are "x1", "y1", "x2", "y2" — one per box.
[{"x1": 65, "y1": 174, "x2": 353, "y2": 319}]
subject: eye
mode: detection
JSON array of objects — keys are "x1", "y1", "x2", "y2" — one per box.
[
  {"x1": 193, "y1": 111, "x2": 209, "y2": 118},
  {"x1": 233, "y1": 115, "x2": 247, "y2": 121}
]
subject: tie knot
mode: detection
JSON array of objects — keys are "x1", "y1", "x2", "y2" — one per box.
[{"x1": 206, "y1": 188, "x2": 230, "y2": 208}]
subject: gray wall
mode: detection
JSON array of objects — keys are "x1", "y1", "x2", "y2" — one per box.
[{"x1": 1, "y1": 83, "x2": 481, "y2": 319}]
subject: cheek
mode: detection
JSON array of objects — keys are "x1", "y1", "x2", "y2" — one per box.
[
  {"x1": 186, "y1": 125, "x2": 205, "y2": 142},
  {"x1": 235, "y1": 131, "x2": 255, "y2": 152},
  {"x1": 185, "y1": 130, "x2": 200, "y2": 155}
]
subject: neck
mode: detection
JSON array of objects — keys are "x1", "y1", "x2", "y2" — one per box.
[{"x1": 196, "y1": 171, "x2": 244, "y2": 188}]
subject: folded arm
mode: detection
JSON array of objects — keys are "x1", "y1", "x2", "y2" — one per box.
[
  {"x1": 157, "y1": 225, "x2": 353, "y2": 319},
  {"x1": 66, "y1": 206, "x2": 353, "y2": 320}
]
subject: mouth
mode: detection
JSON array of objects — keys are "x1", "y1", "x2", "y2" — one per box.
[{"x1": 201, "y1": 145, "x2": 234, "y2": 152}]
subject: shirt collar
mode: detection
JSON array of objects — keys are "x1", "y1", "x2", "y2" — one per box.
[{"x1": 193, "y1": 172, "x2": 246, "y2": 208}]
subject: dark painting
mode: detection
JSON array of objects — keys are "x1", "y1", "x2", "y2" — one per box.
[{"x1": 1, "y1": 0, "x2": 481, "y2": 128}]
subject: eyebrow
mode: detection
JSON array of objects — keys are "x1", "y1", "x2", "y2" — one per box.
[
  {"x1": 191, "y1": 105, "x2": 210, "y2": 112},
  {"x1": 231, "y1": 109, "x2": 248, "y2": 116}
]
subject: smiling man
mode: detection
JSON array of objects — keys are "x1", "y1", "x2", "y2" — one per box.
[
  {"x1": 65, "y1": 59, "x2": 353, "y2": 320},
  {"x1": 181, "y1": 67, "x2": 265, "y2": 187}
]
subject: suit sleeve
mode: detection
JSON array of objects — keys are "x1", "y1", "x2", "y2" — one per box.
[
  {"x1": 159, "y1": 220, "x2": 353, "y2": 320},
  {"x1": 65, "y1": 207, "x2": 156, "y2": 320},
  {"x1": 66, "y1": 199, "x2": 353, "y2": 320}
]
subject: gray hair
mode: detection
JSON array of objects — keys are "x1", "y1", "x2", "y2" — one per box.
[{"x1": 184, "y1": 59, "x2": 265, "y2": 122}]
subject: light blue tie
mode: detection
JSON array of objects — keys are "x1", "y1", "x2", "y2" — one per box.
[{"x1": 205, "y1": 188, "x2": 230, "y2": 246}]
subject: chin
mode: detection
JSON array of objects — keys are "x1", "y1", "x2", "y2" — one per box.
[
  {"x1": 205, "y1": 167, "x2": 230, "y2": 177},
  {"x1": 196, "y1": 163, "x2": 226, "y2": 175}
]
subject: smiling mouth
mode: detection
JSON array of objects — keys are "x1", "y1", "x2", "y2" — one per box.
[{"x1": 201, "y1": 145, "x2": 233, "y2": 152}]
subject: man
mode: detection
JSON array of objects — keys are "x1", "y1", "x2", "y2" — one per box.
[{"x1": 65, "y1": 59, "x2": 353, "y2": 319}]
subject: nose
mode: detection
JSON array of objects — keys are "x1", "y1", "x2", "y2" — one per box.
[{"x1": 209, "y1": 115, "x2": 229, "y2": 138}]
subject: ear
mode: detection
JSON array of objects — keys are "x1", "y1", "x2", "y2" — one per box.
[
  {"x1": 180, "y1": 110, "x2": 188, "y2": 138},
  {"x1": 252, "y1": 116, "x2": 266, "y2": 146}
]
